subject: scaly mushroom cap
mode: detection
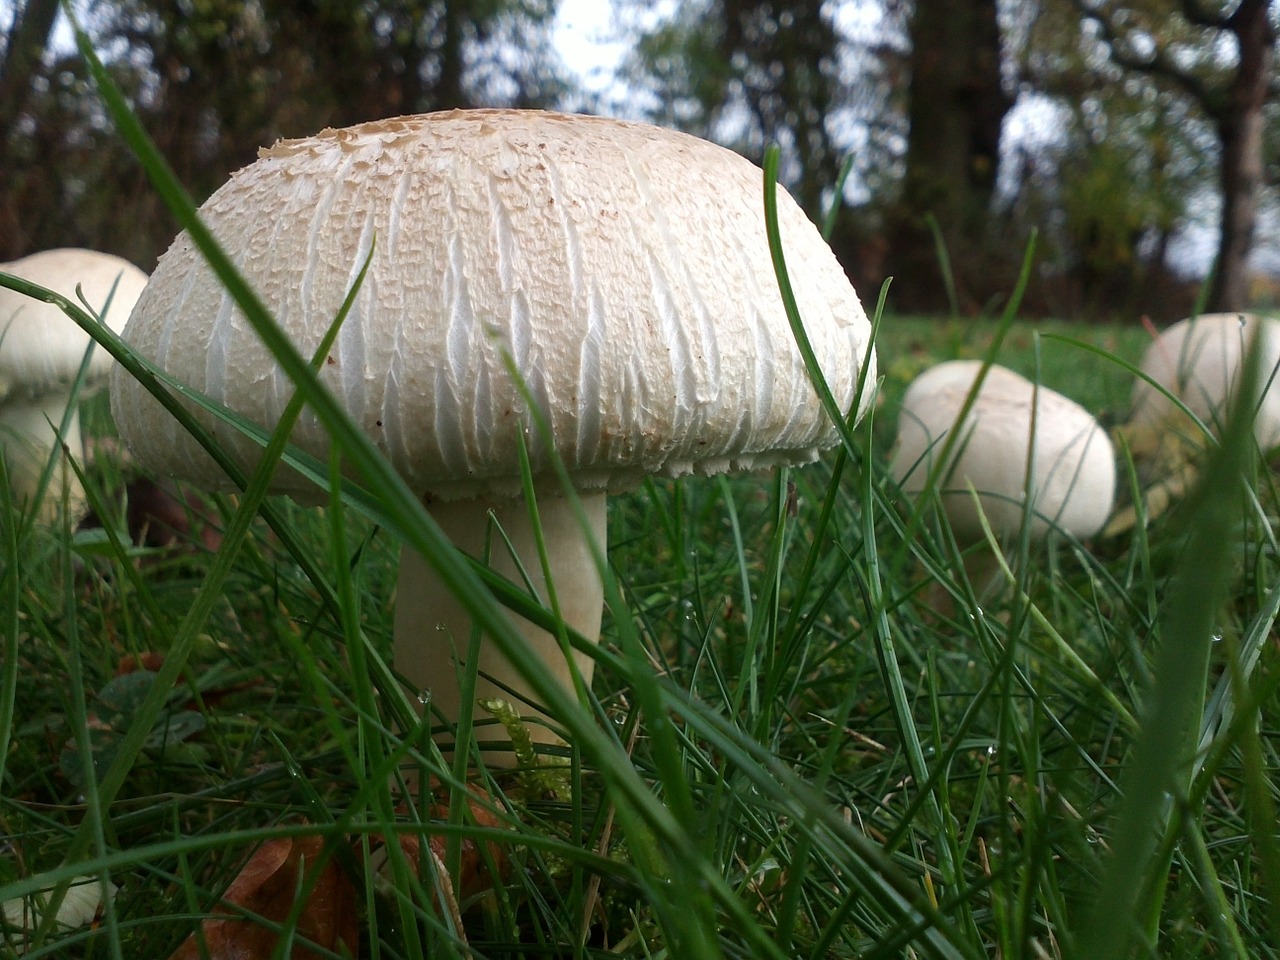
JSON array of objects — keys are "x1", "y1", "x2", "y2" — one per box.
[
  {"x1": 891, "y1": 360, "x2": 1116, "y2": 541},
  {"x1": 0, "y1": 249, "x2": 148, "y2": 401},
  {"x1": 110, "y1": 109, "x2": 874, "y2": 500},
  {"x1": 1130, "y1": 313, "x2": 1280, "y2": 451}
]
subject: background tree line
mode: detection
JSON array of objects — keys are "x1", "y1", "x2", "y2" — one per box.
[{"x1": 2, "y1": 0, "x2": 1277, "y2": 321}]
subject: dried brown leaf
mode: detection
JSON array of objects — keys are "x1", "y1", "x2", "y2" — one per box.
[
  {"x1": 373, "y1": 785, "x2": 510, "y2": 904},
  {"x1": 169, "y1": 834, "x2": 356, "y2": 960}
]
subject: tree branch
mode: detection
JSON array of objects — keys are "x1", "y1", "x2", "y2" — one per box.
[
  {"x1": 1067, "y1": 0, "x2": 1218, "y2": 112},
  {"x1": 1180, "y1": 0, "x2": 1231, "y2": 29}
]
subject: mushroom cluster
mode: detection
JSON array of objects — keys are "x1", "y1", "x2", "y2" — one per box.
[
  {"x1": 110, "y1": 109, "x2": 876, "y2": 761},
  {"x1": 0, "y1": 248, "x2": 147, "y2": 522},
  {"x1": 890, "y1": 360, "x2": 1116, "y2": 559}
]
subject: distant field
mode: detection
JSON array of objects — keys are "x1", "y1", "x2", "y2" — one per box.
[{"x1": 873, "y1": 315, "x2": 1155, "y2": 422}]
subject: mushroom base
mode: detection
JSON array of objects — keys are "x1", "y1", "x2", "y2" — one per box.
[
  {"x1": 393, "y1": 492, "x2": 606, "y2": 766},
  {"x1": 0, "y1": 393, "x2": 85, "y2": 523}
]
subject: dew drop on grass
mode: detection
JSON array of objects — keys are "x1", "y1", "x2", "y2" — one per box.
[
  {"x1": 435, "y1": 621, "x2": 447, "y2": 632},
  {"x1": 1211, "y1": 633, "x2": 1223, "y2": 644},
  {"x1": 986, "y1": 744, "x2": 998, "y2": 759},
  {"x1": 681, "y1": 599, "x2": 695, "y2": 621},
  {"x1": 417, "y1": 689, "x2": 433, "y2": 708}
]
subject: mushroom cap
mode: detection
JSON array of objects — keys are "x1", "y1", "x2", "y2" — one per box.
[
  {"x1": 891, "y1": 360, "x2": 1116, "y2": 541},
  {"x1": 0, "y1": 249, "x2": 148, "y2": 402},
  {"x1": 110, "y1": 109, "x2": 875, "y2": 500},
  {"x1": 1130, "y1": 313, "x2": 1280, "y2": 451}
]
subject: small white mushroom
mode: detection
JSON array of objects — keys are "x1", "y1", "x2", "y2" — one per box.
[
  {"x1": 2, "y1": 875, "x2": 117, "y2": 954},
  {"x1": 1129, "y1": 312, "x2": 1280, "y2": 453},
  {"x1": 891, "y1": 360, "x2": 1116, "y2": 546},
  {"x1": 0, "y1": 248, "x2": 147, "y2": 521},
  {"x1": 111, "y1": 109, "x2": 876, "y2": 763}
]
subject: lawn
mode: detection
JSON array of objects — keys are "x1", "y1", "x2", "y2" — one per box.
[{"x1": 3, "y1": 286, "x2": 1278, "y2": 959}]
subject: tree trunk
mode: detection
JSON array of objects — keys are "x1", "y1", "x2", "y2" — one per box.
[
  {"x1": 888, "y1": 0, "x2": 1012, "y2": 312},
  {"x1": 1208, "y1": 0, "x2": 1274, "y2": 312},
  {"x1": 0, "y1": 0, "x2": 61, "y2": 258},
  {"x1": 0, "y1": 0, "x2": 60, "y2": 135}
]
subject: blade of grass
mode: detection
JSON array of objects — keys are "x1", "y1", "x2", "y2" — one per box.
[
  {"x1": 0, "y1": 458, "x2": 18, "y2": 793},
  {"x1": 924, "y1": 213, "x2": 960, "y2": 319}
]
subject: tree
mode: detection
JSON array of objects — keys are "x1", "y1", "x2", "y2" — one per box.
[
  {"x1": 621, "y1": 0, "x2": 1014, "y2": 313},
  {"x1": 885, "y1": 0, "x2": 1013, "y2": 313},
  {"x1": 1065, "y1": 0, "x2": 1277, "y2": 313},
  {"x1": 1015, "y1": 7, "x2": 1215, "y2": 319},
  {"x1": 0, "y1": 0, "x2": 59, "y2": 139},
  {"x1": 0, "y1": 0, "x2": 64, "y2": 255}
]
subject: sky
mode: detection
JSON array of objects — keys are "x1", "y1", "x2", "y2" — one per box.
[{"x1": 553, "y1": 0, "x2": 630, "y2": 99}]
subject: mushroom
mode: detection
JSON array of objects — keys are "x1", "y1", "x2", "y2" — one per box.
[
  {"x1": 0, "y1": 248, "x2": 148, "y2": 521},
  {"x1": 890, "y1": 361, "x2": 1115, "y2": 587},
  {"x1": 109, "y1": 110, "x2": 875, "y2": 761},
  {"x1": 1129, "y1": 312, "x2": 1280, "y2": 454}
]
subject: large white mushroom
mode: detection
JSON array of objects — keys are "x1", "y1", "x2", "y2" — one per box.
[
  {"x1": 1129, "y1": 312, "x2": 1280, "y2": 453},
  {"x1": 891, "y1": 360, "x2": 1116, "y2": 555},
  {"x1": 0, "y1": 248, "x2": 148, "y2": 521},
  {"x1": 110, "y1": 110, "x2": 875, "y2": 761}
]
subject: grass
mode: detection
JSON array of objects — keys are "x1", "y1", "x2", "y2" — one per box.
[
  {"x1": 5, "y1": 318, "x2": 1279, "y2": 958},
  {"x1": 2, "y1": 31, "x2": 1279, "y2": 960}
]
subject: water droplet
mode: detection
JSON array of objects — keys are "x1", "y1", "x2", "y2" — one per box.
[
  {"x1": 1211, "y1": 633, "x2": 1223, "y2": 644},
  {"x1": 434, "y1": 621, "x2": 447, "y2": 632},
  {"x1": 417, "y1": 689, "x2": 433, "y2": 708},
  {"x1": 986, "y1": 744, "x2": 998, "y2": 758},
  {"x1": 681, "y1": 599, "x2": 695, "y2": 621},
  {"x1": 1085, "y1": 828, "x2": 1100, "y2": 844}
]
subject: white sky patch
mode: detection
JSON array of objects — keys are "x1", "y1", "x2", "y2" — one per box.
[{"x1": 553, "y1": 0, "x2": 629, "y2": 96}]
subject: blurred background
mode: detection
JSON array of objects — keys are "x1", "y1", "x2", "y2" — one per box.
[{"x1": 2, "y1": 0, "x2": 1277, "y2": 322}]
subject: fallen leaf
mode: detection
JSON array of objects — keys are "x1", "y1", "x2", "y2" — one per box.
[
  {"x1": 169, "y1": 834, "x2": 356, "y2": 960},
  {"x1": 115, "y1": 652, "x2": 167, "y2": 676},
  {"x1": 371, "y1": 785, "x2": 510, "y2": 904}
]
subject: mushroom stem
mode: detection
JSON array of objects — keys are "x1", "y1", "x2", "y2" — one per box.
[
  {"x1": 0, "y1": 392, "x2": 85, "y2": 521},
  {"x1": 393, "y1": 492, "x2": 606, "y2": 765}
]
